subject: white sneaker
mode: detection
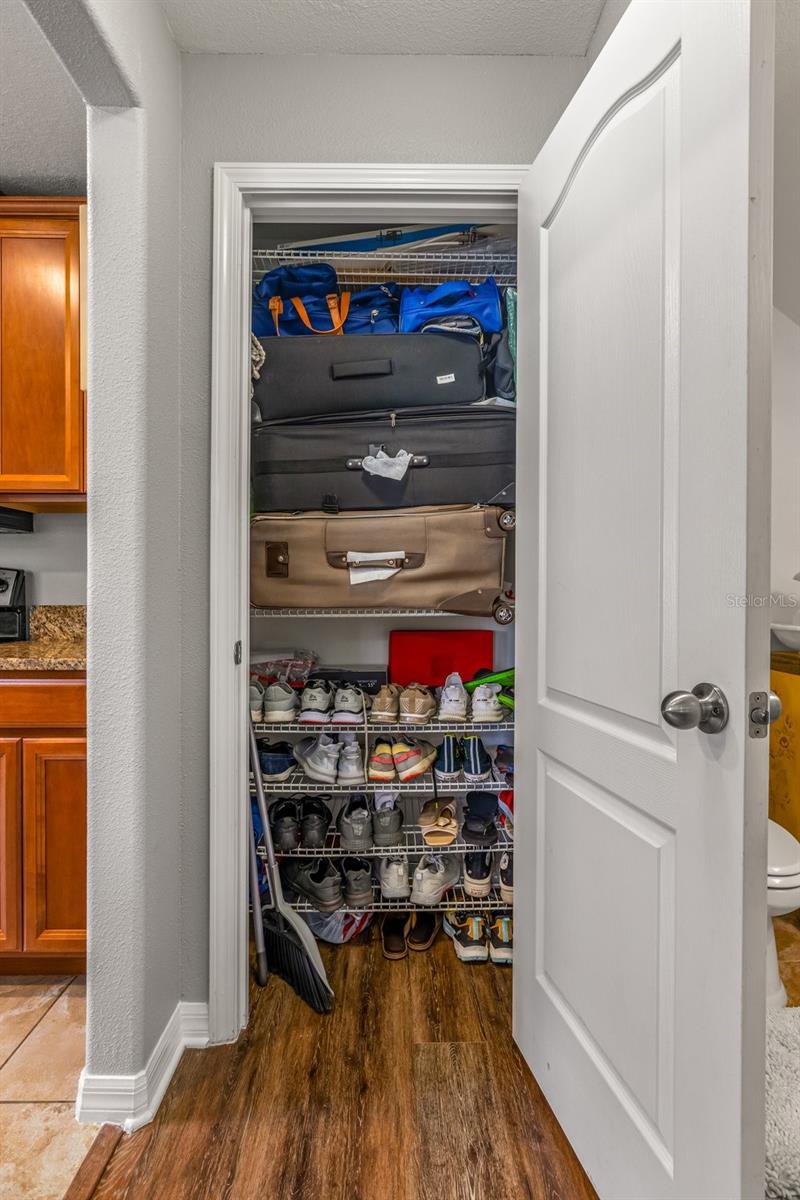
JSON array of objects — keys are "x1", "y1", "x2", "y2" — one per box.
[
  {"x1": 410, "y1": 854, "x2": 461, "y2": 906},
  {"x1": 294, "y1": 733, "x2": 341, "y2": 783},
  {"x1": 437, "y1": 672, "x2": 468, "y2": 722},
  {"x1": 332, "y1": 685, "x2": 369, "y2": 725},
  {"x1": 299, "y1": 679, "x2": 334, "y2": 723},
  {"x1": 249, "y1": 679, "x2": 264, "y2": 722},
  {"x1": 470, "y1": 683, "x2": 504, "y2": 723},
  {"x1": 262, "y1": 681, "x2": 299, "y2": 723},
  {"x1": 379, "y1": 855, "x2": 411, "y2": 899},
  {"x1": 337, "y1": 732, "x2": 366, "y2": 785}
]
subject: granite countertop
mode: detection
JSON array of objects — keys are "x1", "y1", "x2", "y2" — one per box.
[{"x1": 0, "y1": 605, "x2": 86, "y2": 672}]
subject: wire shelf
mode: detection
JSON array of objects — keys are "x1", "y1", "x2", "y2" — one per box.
[
  {"x1": 252, "y1": 770, "x2": 511, "y2": 794},
  {"x1": 250, "y1": 607, "x2": 497, "y2": 619},
  {"x1": 276, "y1": 883, "x2": 512, "y2": 914},
  {"x1": 257, "y1": 823, "x2": 512, "y2": 858},
  {"x1": 252, "y1": 720, "x2": 515, "y2": 735},
  {"x1": 252, "y1": 247, "x2": 517, "y2": 288}
]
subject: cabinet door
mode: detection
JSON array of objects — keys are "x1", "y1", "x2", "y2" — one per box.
[
  {"x1": 22, "y1": 738, "x2": 86, "y2": 954},
  {"x1": 0, "y1": 738, "x2": 22, "y2": 953},
  {"x1": 0, "y1": 218, "x2": 83, "y2": 492}
]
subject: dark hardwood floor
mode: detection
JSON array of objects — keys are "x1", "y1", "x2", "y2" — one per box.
[{"x1": 89, "y1": 931, "x2": 597, "y2": 1199}]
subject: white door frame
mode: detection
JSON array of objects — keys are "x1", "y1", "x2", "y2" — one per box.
[{"x1": 208, "y1": 164, "x2": 527, "y2": 1043}]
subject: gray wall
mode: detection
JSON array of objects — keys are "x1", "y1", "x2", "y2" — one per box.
[
  {"x1": 179, "y1": 52, "x2": 586, "y2": 1001},
  {"x1": 4, "y1": 515, "x2": 87, "y2": 604}
]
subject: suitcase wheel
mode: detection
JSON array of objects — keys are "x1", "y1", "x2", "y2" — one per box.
[
  {"x1": 492, "y1": 600, "x2": 515, "y2": 626},
  {"x1": 498, "y1": 509, "x2": 516, "y2": 532}
]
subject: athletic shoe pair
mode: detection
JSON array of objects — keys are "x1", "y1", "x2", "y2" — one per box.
[
  {"x1": 437, "y1": 673, "x2": 505, "y2": 723},
  {"x1": 299, "y1": 678, "x2": 371, "y2": 725},
  {"x1": 434, "y1": 734, "x2": 493, "y2": 783},
  {"x1": 268, "y1": 795, "x2": 331, "y2": 851},
  {"x1": 294, "y1": 732, "x2": 365, "y2": 784},
  {"x1": 281, "y1": 856, "x2": 373, "y2": 911},
  {"x1": 368, "y1": 736, "x2": 437, "y2": 782},
  {"x1": 250, "y1": 679, "x2": 300, "y2": 723},
  {"x1": 371, "y1": 682, "x2": 437, "y2": 724},
  {"x1": 336, "y1": 792, "x2": 403, "y2": 851},
  {"x1": 443, "y1": 910, "x2": 513, "y2": 964}
]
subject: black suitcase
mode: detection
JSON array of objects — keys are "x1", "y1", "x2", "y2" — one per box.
[
  {"x1": 252, "y1": 331, "x2": 484, "y2": 421},
  {"x1": 251, "y1": 405, "x2": 515, "y2": 512}
]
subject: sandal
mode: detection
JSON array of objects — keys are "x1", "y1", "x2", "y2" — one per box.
[{"x1": 422, "y1": 801, "x2": 459, "y2": 846}]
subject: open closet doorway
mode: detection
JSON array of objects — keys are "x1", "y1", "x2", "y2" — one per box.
[{"x1": 209, "y1": 4, "x2": 774, "y2": 1197}]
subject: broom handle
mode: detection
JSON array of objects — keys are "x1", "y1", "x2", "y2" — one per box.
[
  {"x1": 247, "y1": 797, "x2": 268, "y2": 981},
  {"x1": 249, "y1": 716, "x2": 287, "y2": 908}
]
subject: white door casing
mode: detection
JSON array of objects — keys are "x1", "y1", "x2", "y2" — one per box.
[{"x1": 513, "y1": 3, "x2": 773, "y2": 1198}]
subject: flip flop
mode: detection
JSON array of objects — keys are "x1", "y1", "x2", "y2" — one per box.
[{"x1": 418, "y1": 799, "x2": 441, "y2": 828}]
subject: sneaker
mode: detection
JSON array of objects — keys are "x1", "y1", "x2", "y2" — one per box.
[
  {"x1": 299, "y1": 678, "x2": 335, "y2": 723},
  {"x1": 499, "y1": 850, "x2": 513, "y2": 902},
  {"x1": 494, "y1": 744, "x2": 514, "y2": 781},
  {"x1": 487, "y1": 913, "x2": 513, "y2": 964},
  {"x1": 257, "y1": 739, "x2": 296, "y2": 782},
  {"x1": 249, "y1": 679, "x2": 265, "y2": 722},
  {"x1": 392, "y1": 738, "x2": 437, "y2": 782},
  {"x1": 371, "y1": 683, "x2": 403, "y2": 724},
  {"x1": 262, "y1": 680, "x2": 299, "y2": 723},
  {"x1": 341, "y1": 857, "x2": 373, "y2": 907},
  {"x1": 281, "y1": 858, "x2": 343, "y2": 911},
  {"x1": 300, "y1": 795, "x2": 332, "y2": 849},
  {"x1": 399, "y1": 683, "x2": 437, "y2": 725},
  {"x1": 444, "y1": 911, "x2": 489, "y2": 962},
  {"x1": 463, "y1": 850, "x2": 494, "y2": 898},
  {"x1": 410, "y1": 853, "x2": 460, "y2": 906},
  {"x1": 337, "y1": 793, "x2": 373, "y2": 852},
  {"x1": 338, "y1": 732, "x2": 365, "y2": 785},
  {"x1": 294, "y1": 733, "x2": 340, "y2": 783},
  {"x1": 406, "y1": 910, "x2": 442, "y2": 951},
  {"x1": 368, "y1": 737, "x2": 396, "y2": 782},
  {"x1": 332, "y1": 684, "x2": 369, "y2": 725},
  {"x1": 462, "y1": 735, "x2": 493, "y2": 783},
  {"x1": 380, "y1": 912, "x2": 411, "y2": 960},
  {"x1": 268, "y1": 798, "x2": 300, "y2": 851},
  {"x1": 373, "y1": 792, "x2": 403, "y2": 846},
  {"x1": 379, "y1": 854, "x2": 411, "y2": 898},
  {"x1": 434, "y1": 734, "x2": 463, "y2": 783},
  {"x1": 470, "y1": 682, "x2": 504, "y2": 723},
  {"x1": 437, "y1": 672, "x2": 468, "y2": 722}
]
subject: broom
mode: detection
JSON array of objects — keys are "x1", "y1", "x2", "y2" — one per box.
[{"x1": 249, "y1": 718, "x2": 334, "y2": 1013}]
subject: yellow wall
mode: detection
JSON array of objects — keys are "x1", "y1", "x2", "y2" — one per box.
[{"x1": 770, "y1": 656, "x2": 800, "y2": 843}]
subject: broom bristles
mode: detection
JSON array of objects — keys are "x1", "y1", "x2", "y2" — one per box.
[{"x1": 262, "y1": 913, "x2": 334, "y2": 1014}]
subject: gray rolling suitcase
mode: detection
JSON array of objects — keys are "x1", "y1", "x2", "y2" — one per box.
[{"x1": 251, "y1": 405, "x2": 515, "y2": 512}]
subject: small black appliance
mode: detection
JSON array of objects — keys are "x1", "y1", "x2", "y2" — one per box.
[{"x1": 0, "y1": 568, "x2": 28, "y2": 642}]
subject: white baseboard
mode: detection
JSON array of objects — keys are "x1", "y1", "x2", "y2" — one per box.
[{"x1": 76, "y1": 1000, "x2": 209, "y2": 1131}]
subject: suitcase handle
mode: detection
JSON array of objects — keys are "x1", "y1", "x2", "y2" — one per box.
[
  {"x1": 346, "y1": 455, "x2": 429, "y2": 471},
  {"x1": 331, "y1": 358, "x2": 393, "y2": 379},
  {"x1": 326, "y1": 551, "x2": 425, "y2": 570}
]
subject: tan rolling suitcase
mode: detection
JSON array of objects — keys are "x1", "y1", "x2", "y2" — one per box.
[{"x1": 250, "y1": 504, "x2": 514, "y2": 622}]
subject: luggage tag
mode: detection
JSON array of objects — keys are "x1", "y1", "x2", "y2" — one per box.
[{"x1": 346, "y1": 550, "x2": 405, "y2": 586}]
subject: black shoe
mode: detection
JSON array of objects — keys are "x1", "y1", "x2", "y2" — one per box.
[
  {"x1": 300, "y1": 795, "x2": 332, "y2": 849},
  {"x1": 499, "y1": 851, "x2": 513, "y2": 902},
  {"x1": 340, "y1": 857, "x2": 374, "y2": 907},
  {"x1": 463, "y1": 850, "x2": 493, "y2": 899},
  {"x1": 281, "y1": 858, "x2": 343, "y2": 911},
  {"x1": 268, "y1": 798, "x2": 300, "y2": 851}
]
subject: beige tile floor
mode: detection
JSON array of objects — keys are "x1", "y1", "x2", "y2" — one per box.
[{"x1": 0, "y1": 976, "x2": 98, "y2": 1200}]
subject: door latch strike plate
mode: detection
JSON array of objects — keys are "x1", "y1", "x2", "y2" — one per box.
[
  {"x1": 749, "y1": 691, "x2": 768, "y2": 738},
  {"x1": 234, "y1": 640, "x2": 242, "y2": 665}
]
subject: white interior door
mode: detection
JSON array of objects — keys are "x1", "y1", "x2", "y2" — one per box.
[{"x1": 513, "y1": 3, "x2": 774, "y2": 1197}]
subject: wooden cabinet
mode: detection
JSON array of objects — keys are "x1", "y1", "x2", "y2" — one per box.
[
  {"x1": 0, "y1": 678, "x2": 86, "y2": 968},
  {"x1": 0, "y1": 197, "x2": 86, "y2": 500}
]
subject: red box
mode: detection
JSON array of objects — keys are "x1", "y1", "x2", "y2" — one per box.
[{"x1": 388, "y1": 630, "x2": 494, "y2": 689}]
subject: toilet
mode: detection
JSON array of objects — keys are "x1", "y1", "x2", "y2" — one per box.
[{"x1": 767, "y1": 818, "x2": 800, "y2": 1008}]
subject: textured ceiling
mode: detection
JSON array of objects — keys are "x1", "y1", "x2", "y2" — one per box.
[{"x1": 158, "y1": 0, "x2": 607, "y2": 55}]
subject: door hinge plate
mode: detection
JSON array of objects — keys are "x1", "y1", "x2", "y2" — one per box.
[{"x1": 234, "y1": 640, "x2": 242, "y2": 665}]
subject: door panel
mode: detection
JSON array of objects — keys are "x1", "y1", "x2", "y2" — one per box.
[
  {"x1": 514, "y1": 3, "x2": 773, "y2": 1197},
  {"x1": 0, "y1": 218, "x2": 83, "y2": 491},
  {"x1": 0, "y1": 738, "x2": 22, "y2": 953},
  {"x1": 22, "y1": 738, "x2": 86, "y2": 954}
]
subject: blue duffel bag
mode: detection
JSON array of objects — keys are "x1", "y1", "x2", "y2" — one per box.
[
  {"x1": 399, "y1": 277, "x2": 503, "y2": 335},
  {"x1": 253, "y1": 265, "x2": 400, "y2": 336}
]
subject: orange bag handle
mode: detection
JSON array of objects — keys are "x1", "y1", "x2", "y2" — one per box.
[{"x1": 291, "y1": 292, "x2": 351, "y2": 335}]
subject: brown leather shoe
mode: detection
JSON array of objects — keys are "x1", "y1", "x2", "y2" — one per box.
[
  {"x1": 406, "y1": 911, "x2": 442, "y2": 952},
  {"x1": 380, "y1": 912, "x2": 411, "y2": 960}
]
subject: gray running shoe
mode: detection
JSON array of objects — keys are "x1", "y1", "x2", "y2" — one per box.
[
  {"x1": 379, "y1": 855, "x2": 411, "y2": 899},
  {"x1": 341, "y1": 857, "x2": 373, "y2": 907},
  {"x1": 337, "y1": 731, "x2": 366, "y2": 785},
  {"x1": 337, "y1": 793, "x2": 373, "y2": 851},
  {"x1": 294, "y1": 733, "x2": 341, "y2": 783},
  {"x1": 300, "y1": 795, "x2": 332, "y2": 850},
  {"x1": 281, "y1": 858, "x2": 343, "y2": 911},
  {"x1": 410, "y1": 853, "x2": 461, "y2": 906},
  {"x1": 372, "y1": 792, "x2": 403, "y2": 846}
]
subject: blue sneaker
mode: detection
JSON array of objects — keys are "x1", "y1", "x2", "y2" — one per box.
[
  {"x1": 494, "y1": 744, "x2": 514, "y2": 781},
  {"x1": 257, "y1": 739, "x2": 296, "y2": 782},
  {"x1": 434, "y1": 734, "x2": 463, "y2": 783},
  {"x1": 462, "y1": 735, "x2": 492, "y2": 783}
]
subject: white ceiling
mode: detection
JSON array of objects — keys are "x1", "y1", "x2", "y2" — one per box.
[{"x1": 158, "y1": 0, "x2": 607, "y2": 56}]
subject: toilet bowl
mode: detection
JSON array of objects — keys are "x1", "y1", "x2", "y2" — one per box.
[{"x1": 767, "y1": 819, "x2": 800, "y2": 1008}]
